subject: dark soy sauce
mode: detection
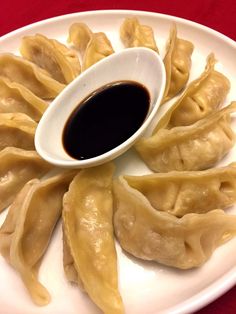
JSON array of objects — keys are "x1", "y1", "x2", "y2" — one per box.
[{"x1": 62, "y1": 81, "x2": 150, "y2": 160}]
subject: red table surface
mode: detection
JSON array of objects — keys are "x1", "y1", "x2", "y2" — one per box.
[{"x1": 0, "y1": 0, "x2": 235, "y2": 313}]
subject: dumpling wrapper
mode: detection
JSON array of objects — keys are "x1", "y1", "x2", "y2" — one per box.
[
  {"x1": 68, "y1": 23, "x2": 114, "y2": 71},
  {"x1": 135, "y1": 102, "x2": 236, "y2": 172},
  {"x1": 62, "y1": 227, "x2": 84, "y2": 288},
  {"x1": 162, "y1": 25, "x2": 194, "y2": 103},
  {"x1": 113, "y1": 176, "x2": 236, "y2": 269},
  {"x1": 120, "y1": 17, "x2": 159, "y2": 52},
  {"x1": 63, "y1": 163, "x2": 124, "y2": 314},
  {"x1": 0, "y1": 171, "x2": 76, "y2": 306},
  {"x1": 0, "y1": 77, "x2": 47, "y2": 121},
  {"x1": 20, "y1": 34, "x2": 81, "y2": 84},
  {"x1": 68, "y1": 22, "x2": 93, "y2": 56},
  {"x1": 82, "y1": 32, "x2": 114, "y2": 71},
  {"x1": 0, "y1": 54, "x2": 65, "y2": 99},
  {"x1": 155, "y1": 54, "x2": 230, "y2": 131},
  {"x1": 0, "y1": 113, "x2": 37, "y2": 151},
  {"x1": 0, "y1": 147, "x2": 51, "y2": 212},
  {"x1": 123, "y1": 163, "x2": 236, "y2": 217}
]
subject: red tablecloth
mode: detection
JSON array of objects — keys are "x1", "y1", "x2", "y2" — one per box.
[{"x1": 1, "y1": 1, "x2": 235, "y2": 313}]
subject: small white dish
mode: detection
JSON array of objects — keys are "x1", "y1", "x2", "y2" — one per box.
[{"x1": 35, "y1": 47, "x2": 166, "y2": 168}]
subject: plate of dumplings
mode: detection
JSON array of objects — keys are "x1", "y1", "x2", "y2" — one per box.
[{"x1": 0, "y1": 10, "x2": 236, "y2": 314}]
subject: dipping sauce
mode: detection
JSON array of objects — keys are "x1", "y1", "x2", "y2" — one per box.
[{"x1": 62, "y1": 81, "x2": 150, "y2": 160}]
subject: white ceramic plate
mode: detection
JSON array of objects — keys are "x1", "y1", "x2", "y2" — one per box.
[{"x1": 0, "y1": 10, "x2": 236, "y2": 314}]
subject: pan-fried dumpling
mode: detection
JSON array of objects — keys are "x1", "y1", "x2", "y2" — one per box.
[
  {"x1": 68, "y1": 22, "x2": 93, "y2": 56},
  {"x1": 0, "y1": 54, "x2": 65, "y2": 99},
  {"x1": 0, "y1": 171, "x2": 76, "y2": 306},
  {"x1": 155, "y1": 54, "x2": 230, "y2": 131},
  {"x1": 120, "y1": 17, "x2": 159, "y2": 52},
  {"x1": 113, "y1": 176, "x2": 236, "y2": 269},
  {"x1": 162, "y1": 25, "x2": 194, "y2": 103},
  {"x1": 20, "y1": 34, "x2": 81, "y2": 84},
  {"x1": 0, "y1": 147, "x2": 51, "y2": 212},
  {"x1": 123, "y1": 163, "x2": 236, "y2": 217},
  {"x1": 0, "y1": 77, "x2": 47, "y2": 121},
  {"x1": 135, "y1": 102, "x2": 236, "y2": 172},
  {"x1": 68, "y1": 23, "x2": 114, "y2": 71},
  {"x1": 63, "y1": 163, "x2": 124, "y2": 314},
  {"x1": 0, "y1": 113, "x2": 36, "y2": 151}
]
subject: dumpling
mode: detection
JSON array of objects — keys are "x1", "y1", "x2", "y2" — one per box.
[
  {"x1": 68, "y1": 23, "x2": 114, "y2": 71},
  {"x1": 0, "y1": 54, "x2": 65, "y2": 99},
  {"x1": 120, "y1": 17, "x2": 159, "y2": 52},
  {"x1": 113, "y1": 176, "x2": 236, "y2": 269},
  {"x1": 0, "y1": 147, "x2": 51, "y2": 212},
  {"x1": 82, "y1": 32, "x2": 114, "y2": 71},
  {"x1": 162, "y1": 25, "x2": 194, "y2": 103},
  {"x1": 0, "y1": 113, "x2": 37, "y2": 151},
  {"x1": 122, "y1": 163, "x2": 236, "y2": 217},
  {"x1": 63, "y1": 163, "x2": 124, "y2": 314},
  {"x1": 20, "y1": 34, "x2": 81, "y2": 84},
  {"x1": 62, "y1": 228, "x2": 84, "y2": 288},
  {"x1": 135, "y1": 102, "x2": 236, "y2": 172},
  {"x1": 0, "y1": 77, "x2": 47, "y2": 121},
  {"x1": 155, "y1": 54, "x2": 230, "y2": 131},
  {"x1": 68, "y1": 22, "x2": 93, "y2": 56},
  {"x1": 0, "y1": 171, "x2": 76, "y2": 306}
]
